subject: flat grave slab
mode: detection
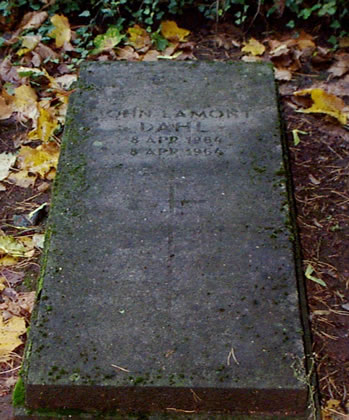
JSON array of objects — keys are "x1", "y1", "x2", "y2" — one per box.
[{"x1": 18, "y1": 62, "x2": 310, "y2": 418}]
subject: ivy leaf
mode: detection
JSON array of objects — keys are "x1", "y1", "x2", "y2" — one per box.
[
  {"x1": 0, "y1": 316, "x2": 26, "y2": 363},
  {"x1": 294, "y1": 88, "x2": 347, "y2": 125},
  {"x1": 49, "y1": 14, "x2": 71, "y2": 48},
  {"x1": 91, "y1": 26, "x2": 124, "y2": 55},
  {"x1": 241, "y1": 38, "x2": 266, "y2": 56},
  {"x1": 160, "y1": 21, "x2": 190, "y2": 43}
]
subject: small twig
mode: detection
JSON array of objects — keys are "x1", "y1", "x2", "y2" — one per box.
[
  {"x1": 0, "y1": 365, "x2": 21, "y2": 375},
  {"x1": 227, "y1": 346, "x2": 239, "y2": 366},
  {"x1": 166, "y1": 408, "x2": 196, "y2": 413},
  {"x1": 111, "y1": 364, "x2": 129, "y2": 373},
  {"x1": 190, "y1": 388, "x2": 202, "y2": 402},
  {"x1": 244, "y1": 0, "x2": 261, "y2": 34}
]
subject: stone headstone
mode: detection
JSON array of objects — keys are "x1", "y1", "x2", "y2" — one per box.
[{"x1": 18, "y1": 62, "x2": 310, "y2": 418}]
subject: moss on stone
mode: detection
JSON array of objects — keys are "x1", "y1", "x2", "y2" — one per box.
[{"x1": 12, "y1": 377, "x2": 25, "y2": 407}]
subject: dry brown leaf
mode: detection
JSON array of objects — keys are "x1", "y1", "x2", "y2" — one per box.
[
  {"x1": 296, "y1": 30, "x2": 315, "y2": 50},
  {"x1": 7, "y1": 170, "x2": 36, "y2": 188},
  {"x1": 0, "y1": 153, "x2": 16, "y2": 181},
  {"x1": 0, "y1": 58, "x2": 23, "y2": 84},
  {"x1": 1, "y1": 291, "x2": 36, "y2": 318},
  {"x1": 241, "y1": 55, "x2": 262, "y2": 62},
  {"x1": 328, "y1": 53, "x2": 349, "y2": 78},
  {"x1": 142, "y1": 50, "x2": 160, "y2": 61},
  {"x1": 269, "y1": 43, "x2": 290, "y2": 57},
  {"x1": 176, "y1": 42, "x2": 196, "y2": 61},
  {"x1": 315, "y1": 74, "x2": 349, "y2": 98},
  {"x1": 274, "y1": 68, "x2": 292, "y2": 81},
  {"x1": 54, "y1": 74, "x2": 77, "y2": 89},
  {"x1": 0, "y1": 93, "x2": 13, "y2": 120},
  {"x1": 19, "y1": 11, "x2": 48, "y2": 31},
  {"x1": 34, "y1": 43, "x2": 59, "y2": 61},
  {"x1": 116, "y1": 46, "x2": 140, "y2": 61},
  {"x1": 339, "y1": 37, "x2": 349, "y2": 48}
]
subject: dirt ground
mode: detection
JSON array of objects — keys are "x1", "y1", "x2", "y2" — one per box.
[{"x1": 1, "y1": 17, "x2": 349, "y2": 419}]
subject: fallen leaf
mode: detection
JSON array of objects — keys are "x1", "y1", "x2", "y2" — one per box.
[
  {"x1": 116, "y1": 46, "x2": 140, "y2": 61},
  {"x1": 49, "y1": 14, "x2": 71, "y2": 48},
  {"x1": 54, "y1": 74, "x2": 77, "y2": 90},
  {"x1": 28, "y1": 107, "x2": 59, "y2": 142},
  {"x1": 91, "y1": 26, "x2": 124, "y2": 55},
  {"x1": 0, "y1": 257, "x2": 18, "y2": 267},
  {"x1": 16, "y1": 67, "x2": 44, "y2": 78},
  {"x1": 0, "y1": 236, "x2": 27, "y2": 258},
  {"x1": 241, "y1": 55, "x2": 262, "y2": 62},
  {"x1": 33, "y1": 234, "x2": 45, "y2": 249},
  {"x1": 0, "y1": 316, "x2": 26, "y2": 363},
  {"x1": 142, "y1": 50, "x2": 160, "y2": 61},
  {"x1": 19, "y1": 11, "x2": 48, "y2": 31},
  {"x1": 274, "y1": 68, "x2": 292, "y2": 81},
  {"x1": 269, "y1": 43, "x2": 290, "y2": 57},
  {"x1": 13, "y1": 85, "x2": 38, "y2": 122},
  {"x1": 17, "y1": 35, "x2": 41, "y2": 56},
  {"x1": 7, "y1": 170, "x2": 36, "y2": 188},
  {"x1": 339, "y1": 37, "x2": 349, "y2": 48},
  {"x1": 322, "y1": 399, "x2": 341, "y2": 420},
  {"x1": 35, "y1": 43, "x2": 59, "y2": 62},
  {"x1": 17, "y1": 143, "x2": 60, "y2": 178},
  {"x1": 294, "y1": 88, "x2": 347, "y2": 124},
  {"x1": 0, "y1": 58, "x2": 23, "y2": 84},
  {"x1": 314, "y1": 74, "x2": 349, "y2": 98},
  {"x1": 328, "y1": 53, "x2": 349, "y2": 78},
  {"x1": 295, "y1": 30, "x2": 315, "y2": 50},
  {"x1": 161, "y1": 21, "x2": 190, "y2": 43},
  {"x1": 309, "y1": 174, "x2": 320, "y2": 185},
  {"x1": 241, "y1": 38, "x2": 265, "y2": 56},
  {"x1": 0, "y1": 153, "x2": 16, "y2": 181},
  {"x1": 305, "y1": 264, "x2": 327, "y2": 287},
  {"x1": 0, "y1": 91, "x2": 13, "y2": 120},
  {"x1": 127, "y1": 24, "x2": 151, "y2": 51},
  {"x1": 292, "y1": 129, "x2": 307, "y2": 145},
  {"x1": 0, "y1": 269, "x2": 24, "y2": 286},
  {"x1": 176, "y1": 42, "x2": 196, "y2": 61}
]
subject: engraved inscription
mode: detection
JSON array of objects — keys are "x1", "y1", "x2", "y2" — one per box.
[{"x1": 105, "y1": 107, "x2": 248, "y2": 158}]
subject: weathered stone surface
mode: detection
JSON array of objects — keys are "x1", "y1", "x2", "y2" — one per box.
[{"x1": 21, "y1": 62, "x2": 309, "y2": 417}]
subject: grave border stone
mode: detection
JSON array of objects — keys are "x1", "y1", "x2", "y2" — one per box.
[{"x1": 14, "y1": 61, "x2": 318, "y2": 419}]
